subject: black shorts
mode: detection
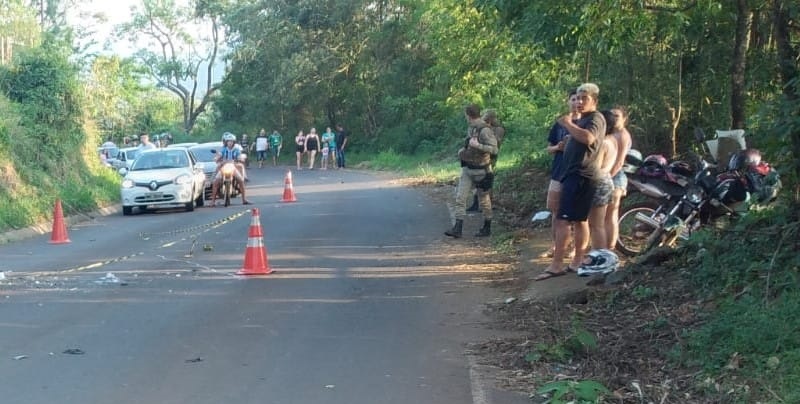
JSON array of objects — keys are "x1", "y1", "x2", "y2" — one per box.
[{"x1": 557, "y1": 174, "x2": 595, "y2": 222}]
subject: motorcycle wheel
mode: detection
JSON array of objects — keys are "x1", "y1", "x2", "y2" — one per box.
[
  {"x1": 617, "y1": 202, "x2": 662, "y2": 257},
  {"x1": 223, "y1": 182, "x2": 232, "y2": 207}
]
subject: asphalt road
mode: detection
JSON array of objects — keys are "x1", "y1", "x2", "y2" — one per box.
[{"x1": 0, "y1": 166, "x2": 529, "y2": 404}]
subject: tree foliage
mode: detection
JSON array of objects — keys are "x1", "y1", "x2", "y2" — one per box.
[{"x1": 116, "y1": 0, "x2": 227, "y2": 134}]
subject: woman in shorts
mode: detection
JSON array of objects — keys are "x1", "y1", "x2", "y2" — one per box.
[
  {"x1": 587, "y1": 110, "x2": 619, "y2": 251},
  {"x1": 540, "y1": 90, "x2": 580, "y2": 258},
  {"x1": 605, "y1": 107, "x2": 632, "y2": 250},
  {"x1": 304, "y1": 127, "x2": 321, "y2": 170},
  {"x1": 295, "y1": 130, "x2": 306, "y2": 170}
]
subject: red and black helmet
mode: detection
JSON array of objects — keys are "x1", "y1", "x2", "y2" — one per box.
[{"x1": 728, "y1": 148, "x2": 761, "y2": 171}]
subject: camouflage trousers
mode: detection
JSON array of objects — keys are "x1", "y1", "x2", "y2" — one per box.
[{"x1": 454, "y1": 167, "x2": 493, "y2": 221}]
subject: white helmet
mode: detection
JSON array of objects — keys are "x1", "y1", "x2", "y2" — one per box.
[
  {"x1": 577, "y1": 249, "x2": 619, "y2": 277},
  {"x1": 222, "y1": 132, "x2": 236, "y2": 142}
]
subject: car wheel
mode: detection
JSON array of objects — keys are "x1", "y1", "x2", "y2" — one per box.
[
  {"x1": 123, "y1": 206, "x2": 133, "y2": 216},
  {"x1": 185, "y1": 198, "x2": 195, "y2": 212},
  {"x1": 196, "y1": 188, "x2": 204, "y2": 207}
]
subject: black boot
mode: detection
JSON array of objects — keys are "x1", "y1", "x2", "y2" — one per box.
[
  {"x1": 444, "y1": 219, "x2": 463, "y2": 238},
  {"x1": 466, "y1": 195, "x2": 480, "y2": 212},
  {"x1": 474, "y1": 220, "x2": 491, "y2": 237}
]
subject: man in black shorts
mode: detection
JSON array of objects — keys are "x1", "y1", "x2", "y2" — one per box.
[{"x1": 536, "y1": 83, "x2": 606, "y2": 281}]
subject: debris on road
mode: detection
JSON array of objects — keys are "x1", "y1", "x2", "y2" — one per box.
[
  {"x1": 13, "y1": 355, "x2": 28, "y2": 360},
  {"x1": 185, "y1": 357, "x2": 203, "y2": 363},
  {"x1": 62, "y1": 348, "x2": 85, "y2": 355},
  {"x1": 95, "y1": 273, "x2": 120, "y2": 284}
]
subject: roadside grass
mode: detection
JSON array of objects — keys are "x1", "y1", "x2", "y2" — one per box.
[
  {"x1": 667, "y1": 204, "x2": 800, "y2": 402},
  {"x1": 0, "y1": 138, "x2": 120, "y2": 233}
]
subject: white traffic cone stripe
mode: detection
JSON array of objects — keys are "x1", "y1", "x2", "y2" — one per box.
[{"x1": 247, "y1": 237, "x2": 264, "y2": 248}]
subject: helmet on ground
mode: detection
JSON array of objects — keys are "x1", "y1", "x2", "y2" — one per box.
[
  {"x1": 222, "y1": 132, "x2": 236, "y2": 142},
  {"x1": 728, "y1": 148, "x2": 761, "y2": 171},
  {"x1": 576, "y1": 249, "x2": 619, "y2": 277}
]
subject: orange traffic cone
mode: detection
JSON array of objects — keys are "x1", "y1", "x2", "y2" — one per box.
[
  {"x1": 280, "y1": 170, "x2": 297, "y2": 202},
  {"x1": 237, "y1": 208, "x2": 273, "y2": 275},
  {"x1": 49, "y1": 199, "x2": 71, "y2": 244}
]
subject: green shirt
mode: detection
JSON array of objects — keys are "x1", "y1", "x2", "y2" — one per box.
[{"x1": 268, "y1": 132, "x2": 282, "y2": 148}]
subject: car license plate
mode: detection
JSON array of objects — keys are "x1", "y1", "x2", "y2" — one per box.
[{"x1": 145, "y1": 192, "x2": 163, "y2": 199}]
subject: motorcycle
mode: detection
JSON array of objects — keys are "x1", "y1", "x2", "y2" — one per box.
[
  {"x1": 616, "y1": 150, "x2": 697, "y2": 256},
  {"x1": 217, "y1": 153, "x2": 247, "y2": 207},
  {"x1": 616, "y1": 130, "x2": 780, "y2": 256}
]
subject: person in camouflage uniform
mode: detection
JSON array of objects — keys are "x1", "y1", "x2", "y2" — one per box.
[{"x1": 444, "y1": 104, "x2": 499, "y2": 238}]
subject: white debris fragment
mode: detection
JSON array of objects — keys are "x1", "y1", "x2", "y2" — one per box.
[
  {"x1": 96, "y1": 273, "x2": 120, "y2": 284},
  {"x1": 531, "y1": 210, "x2": 551, "y2": 222}
]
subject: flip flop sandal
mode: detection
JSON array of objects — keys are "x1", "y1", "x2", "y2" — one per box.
[{"x1": 534, "y1": 269, "x2": 568, "y2": 281}]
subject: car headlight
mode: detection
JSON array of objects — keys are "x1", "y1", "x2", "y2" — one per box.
[
  {"x1": 122, "y1": 179, "x2": 134, "y2": 188},
  {"x1": 174, "y1": 174, "x2": 192, "y2": 185}
]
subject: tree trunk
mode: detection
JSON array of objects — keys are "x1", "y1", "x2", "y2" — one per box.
[
  {"x1": 730, "y1": 0, "x2": 751, "y2": 130},
  {"x1": 669, "y1": 51, "x2": 683, "y2": 159},
  {"x1": 772, "y1": 0, "x2": 800, "y2": 203}
]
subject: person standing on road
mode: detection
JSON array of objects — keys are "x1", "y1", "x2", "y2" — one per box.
[
  {"x1": 240, "y1": 133, "x2": 251, "y2": 168},
  {"x1": 255, "y1": 129, "x2": 269, "y2": 168},
  {"x1": 539, "y1": 89, "x2": 580, "y2": 259},
  {"x1": 295, "y1": 130, "x2": 306, "y2": 171},
  {"x1": 586, "y1": 110, "x2": 618, "y2": 253},
  {"x1": 321, "y1": 127, "x2": 336, "y2": 169},
  {"x1": 335, "y1": 124, "x2": 349, "y2": 169},
  {"x1": 305, "y1": 127, "x2": 321, "y2": 170},
  {"x1": 268, "y1": 129, "x2": 283, "y2": 166},
  {"x1": 466, "y1": 109, "x2": 505, "y2": 213},
  {"x1": 444, "y1": 104, "x2": 498, "y2": 239},
  {"x1": 604, "y1": 107, "x2": 632, "y2": 250},
  {"x1": 137, "y1": 132, "x2": 157, "y2": 151},
  {"x1": 535, "y1": 83, "x2": 606, "y2": 281}
]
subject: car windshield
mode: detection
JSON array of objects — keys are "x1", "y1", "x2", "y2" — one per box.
[
  {"x1": 189, "y1": 145, "x2": 219, "y2": 163},
  {"x1": 131, "y1": 150, "x2": 189, "y2": 171},
  {"x1": 124, "y1": 149, "x2": 139, "y2": 160}
]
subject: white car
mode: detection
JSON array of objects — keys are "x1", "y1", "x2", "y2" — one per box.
[
  {"x1": 120, "y1": 148, "x2": 206, "y2": 215},
  {"x1": 110, "y1": 147, "x2": 140, "y2": 171}
]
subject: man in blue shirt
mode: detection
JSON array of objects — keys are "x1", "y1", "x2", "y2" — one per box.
[{"x1": 210, "y1": 133, "x2": 250, "y2": 206}]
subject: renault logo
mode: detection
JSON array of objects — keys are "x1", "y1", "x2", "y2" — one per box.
[{"x1": 149, "y1": 181, "x2": 159, "y2": 191}]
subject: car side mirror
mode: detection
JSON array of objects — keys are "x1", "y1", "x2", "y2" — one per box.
[{"x1": 118, "y1": 167, "x2": 128, "y2": 176}]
